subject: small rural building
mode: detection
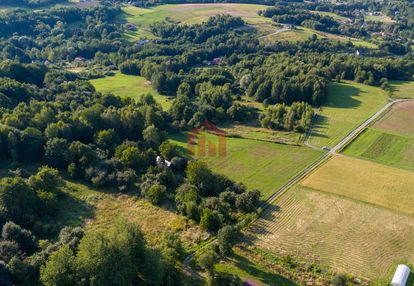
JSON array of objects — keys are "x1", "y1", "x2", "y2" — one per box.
[
  {"x1": 212, "y1": 58, "x2": 221, "y2": 65},
  {"x1": 156, "y1": 156, "x2": 171, "y2": 168},
  {"x1": 391, "y1": 264, "x2": 410, "y2": 286},
  {"x1": 126, "y1": 23, "x2": 138, "y2": 31},
  {"x1": 136, "y1": 39, "x2": 150, "y2": 45}
]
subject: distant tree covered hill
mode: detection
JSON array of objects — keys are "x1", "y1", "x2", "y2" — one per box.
[{"x1": 0, "y1": 0, "x2": 66, "y2": 8}]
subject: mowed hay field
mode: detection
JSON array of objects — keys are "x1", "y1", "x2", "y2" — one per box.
[
  {"x1": 301, "y1": 156, "x2": 414, "y2": 216},
  {"x1": 344, "y1": 101, "x2": 414, "y2": 171},
  {"x1": 248, "y1": 185, "x2": 414, "y2": 280},
  {"x1": 90, "y1": 72, "x2": 172, "y2": 110},
  {"x1": 168, "y1": 132, "x2": 323, "y2": 199},
  {"x1": 309, "y1": 81, "x2": 387, "y2": 148},
  {"x1": 122, "y1": 4, "x2": 276, "y2": 40},
  {"x1": 248, "y1": 155, "x2": 414, "y2": 280}
]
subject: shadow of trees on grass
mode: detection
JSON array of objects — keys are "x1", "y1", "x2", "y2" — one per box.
[{"x1": 226, "y1": 253, "x2": 298, "y2": 286}]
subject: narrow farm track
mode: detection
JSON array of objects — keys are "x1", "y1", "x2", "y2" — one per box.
[
  {"x1": 182, "y1": 98, "x2": 414, "y2": 277},
  {"x1": 258, "y1": 25, "x2": 290, "y2": 39}
]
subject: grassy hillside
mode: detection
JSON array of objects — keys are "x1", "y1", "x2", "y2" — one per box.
[
  {"x1": 168, "y1": 132, "x2": 323, "y2": 199},
  {"x1": 90, "y1": 72, "x2": 172, "y2": 110},
  {"x1": 308, "y1": 81, "x2": 388, "y2": 148},
  {"x1": 121, "y1": 3, "x2": 378, "y2": 48},
  {"x1": 121, "y1": 3, "x2": 275, "y2": 40}
]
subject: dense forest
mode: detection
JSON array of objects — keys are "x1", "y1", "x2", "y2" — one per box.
[{"x1": 1, "y1": 0, "x2": 414, "y2": 285}]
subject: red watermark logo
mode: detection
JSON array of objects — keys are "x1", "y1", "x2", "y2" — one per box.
[{"x1": 187, "y1": 121, "x2": 227, "y2": 157}]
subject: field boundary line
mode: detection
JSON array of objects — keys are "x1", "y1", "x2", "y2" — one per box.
[
  {"x1": 332, "y1": 99, "x2": 412, "y2": 154},
  {"x1": 182, "y1": 98, "x2": 413, "y2": 277}
]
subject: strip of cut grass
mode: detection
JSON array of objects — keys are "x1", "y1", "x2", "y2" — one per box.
[
  {"x1": 343, "y1": 101, "x2": 414, "y2": 171},
  {"x1": 300, "y1": 155, "x2": 414, "y2": 216},
  {"x1": 90, "y1": 72, "x2": 172, "y2": 110},
  {"x1": 308, "y1": 81, "x2": 388, "y2": 148},
  {"x1": 343, "y1": 128, "x2": 414, "y2": 172},
  {"x1": 168, "y1": 132, "x2": 323, "y2": 199}
]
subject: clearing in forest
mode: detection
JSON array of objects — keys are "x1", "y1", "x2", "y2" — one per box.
[
  {"x1": 168, "y1": 132, "x2": 323, "y2": 199},
  {"x1": 365, "y1": 14, "x2": 396, "y2": 24},
  {"x1": 90, "y1": 72, "x2": 172, "y2": 110},
  {"x1": 308, "y1": 81, "x2": 388, "y2": 148},
  {"x1": 343, "y1": 101, "x2": 414, "y2": 171},
  {"x1": 248, "y1": 155, "x2": 414, "y2": 280}
]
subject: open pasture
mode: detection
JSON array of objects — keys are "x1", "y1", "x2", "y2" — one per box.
[
  {"x1": 121, "y1": 3, "x2": 276, "y2": 39},
  {"x1": 168, "y1": 132, "x2": 323, "y2": 199},
  {"x1": 343, "y1": 101, "x2": 414, "y2": 171},
  {"x1": 248, "y1": 184, "x2": 414, "y2": 280},
  {"x1": 121, "y1": 3, "x2": 378, "y2": 47},
  {"x1": 90, "y1": 72, "x2": 172, "y2": 110},
  {"x1": 308, "y1": 81, "x2": 387, "y2": 148}
]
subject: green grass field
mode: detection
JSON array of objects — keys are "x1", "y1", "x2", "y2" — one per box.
[
  {"x1": 121, "y1": 3, "x2": 274, "y2": 40},
  {"x1": 311, "y1": 10, "x2": 349, "y2": 22},
  {"x1": 262, "y1": 25, "x2": 377, "y2": 48},
  {"x1": 389, "y1": 81, "x2": 414, "y2": 99},
  {"x1": 215, "y1": 251, "x2": 297, "y2": 286},
  {"x1": 301, "y1": 155, "x2": 414, "y2": 216},
  {"x1": 121, "y1": 3, "x2": 378, "y2": 48},
  {"x1": 343, "y1": 128, "x2": 414, "y2": 171},
  {"x1": 308, "y1": 81, "x2": 388, "y2": 148},
  {"x1": 365, "y1": 14, "x2": 395, "y2": 23},
  {"x1": 90, "y1": 72, "x2": 172, "y2": 110},
  {"x1": 343, "y1": 101, "x2": 414, "y2": 171},
  {"x1": 168, "y1": 132, "x2": 323, "y2": 199}
]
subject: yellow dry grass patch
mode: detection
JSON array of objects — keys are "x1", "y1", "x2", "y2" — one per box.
[
  {"x1": 85, "y1": 193, "x2": 207, "y2": 248},
  {"x1": 301, "y1": 155, "x2": 414, "y2": 216},
  {"x1": 248, "y1": 187, "x2": 414, "y2": 280}
]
